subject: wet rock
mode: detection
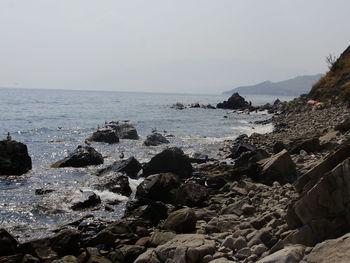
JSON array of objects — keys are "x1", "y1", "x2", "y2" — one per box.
[
  {"x1": 86, "y1": 247, "x2": 112, "y2": 263},
  {"x1": 256, "y1": 245, "x2": 305, "y2": 263},
  {"x1": 0, "y1": 229, "x2": 18, "y2": 256},
  {"x1": 217, "y1": 93, "x2": 249, "y2": 110},
  {"x1": 124, "y1": 201, "x2": 168, "y2": 226},
  {"x1": 51, "y1": 146, "x2": 103, "y2": 168},
  {"x1": 71, "y1": 191, "x2": 101, "y2": 210},
  {"x1": 163, "y1": 207, "x2": 197, "y2": 234},
  {"x1": 190, "y1": 152, "x2": 209, "y2": 164},
  {"x1": 35, "y1": 189, "x2": 54, "y2": 195},
  {"x1": 142, "y1": 147, "x2": 193, "y2": 177},
  {"x1": 96, "y1": 156, "x2": 142, "y2": 179},
  {"x1": 90, "y1": 128, "x2": 119, "y2": 144},
  {"x1": 136, "y1": 173, "x2": 180, "y2": 203},
  {"x1": 257, "y1": 149, "x2": 296, "y2": 185},
  {"x1": 0, "y1": 140, "x2": 32, "y2": 175},
  {"x1": 102, "y1": 174, "x2": 131, "y2": 196},
  {"x1": 170, "y1": 102, "x2": 185, "y2": 110},
  {"x1": 143, "y1": 133, "x2": 170, "y2": 146},
  {"x1": 107, "y1": 122, "x2": 139, "y2": 140}
]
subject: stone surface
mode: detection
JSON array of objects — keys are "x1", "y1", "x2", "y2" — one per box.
[
  {"x1": 71, "y1": 191, "x2": 101, "y2": 210},
  {"x1": 0, "y1": 229, "x2": 18, "y2": 256},
  {"x1": 163, "y1": 207, "x2": 197, "y2": 234},
  {"x1": 51, "y1": 146, "x2": 103, "y2": 168},
  {"x1": 0, "y1": 140, "x2": 32, "y2": 175},
  {"x1": 96, "y1": 156, "x2": 142, "y2": 179},
  {"x1": 90, "y1": 128, "x2": 119, "y2": 144},
  {"x1": 257, "y1": 245, "x2": 305, "y2": 263},
  {"x1": 143, "y1": 133, "x2": 170, "y2": 146},
  {"x1": 142, "y1": 147, "x2": 193, "y2": 177},
  {"x1": 107, "y1": 122, "x2": 139, "y2": 140}
]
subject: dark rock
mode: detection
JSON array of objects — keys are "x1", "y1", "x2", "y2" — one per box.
[
  {"x1": 51, "y1": 146, "x2": 103, "y2": 168},
  {"x1": 163, "y1": 207, "x2": 197, "y2": 233},
  {"x1": 96, "y1": 156, "x2": 142, "y2": 179},
  {"x1": 0, "y1": 229, "x2": 18, "y2": 256},
  {"x1": 257, "y1": 149, "x2": 296, "y2": 185},
  {"x1": 289, "y1": 137, "x2": 321, "y2": 154},
  {"x1": 189, "y1": 152, "x2": 209, "y2": 164},
  {"x1": 0, "y1": 140, "x2": 32, "y2": 175},
  {"x1": 71, "y1": 191, "x2": 101, "y2": 210},
  {"x1": 102, "y1": 175, "x2": 131, "y2": 196},
  {"x1": 120, "y1": 245, "x2": 146, "y2": 263},
  {"x1": 228, "y1": 142, "x2": 257, "y2": 159},
  {"x1": 136, "y1": 173, "x2": 180, "y2": 203},
  {"x1": 90, "y1": 128, "x2": 119, "y2": 144},
  {"x1": 35, "y1": 189, "x2": 54, "y2": 195},
  {"x1": 170, "y1": 102, "x2": 185, "y2": 110},
  {"x1": 273, "y1": 141, "x2": 286, "y2": 154},
  {"x1": 143, "y1": 133, "x2": 169, "y2": 146},
  {"x1": 172, "y1": 183, "x2": 209, "y2": 207},
  {"x1": 107, "y1": 122, "x2": 139, "y2": 140},
  {"x1": 335, "y1": 117, "x2": 350, "y2": 132},
  {"x1": 124, "y1": 201, "x2": 168, "y2": 226},
  {"x1": 83, "y1": 229, "x2": 118, "y2": 248},
  {"x1": 217, "y1": 93, "x2": 249, "y2": 110},
  {"x1": 49, "y1": 229, "x2": 81, "y2": 257},
  {"x1": 142, "y1": 147, "x2": 193, "y2": 177}
]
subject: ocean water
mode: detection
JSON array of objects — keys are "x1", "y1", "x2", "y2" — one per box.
[{"x1": 0, "y1": 88, "x2": 293, "y2": 240}]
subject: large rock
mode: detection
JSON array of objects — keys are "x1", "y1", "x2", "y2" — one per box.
[
  {"x1": 257, "y1": 245, "x2": 305, "y2": 263},
  {"x1": 163, "y1": 207, "x2": 197, "y2": 234},
  {"x1": 257, "y1": 149, "x2": 296, "y2": 185},
  {"x1": 301, "y1": 232, "x2": 350, "y2": 263},
  {"x1": 143, "y1": 133, "x2": 170, "y2": 146},
  {"x1": 90, "y1": 128, "x2": 119, "y2": 144},
  {"x1": 216, "y1": 93, "x2": 249, "y2": 110},
  {"x1": 135, "y1": 234, "x2": 216, "y2": 263},
  {"x1": 107, "y1": 122, "x2": 139, "y2": 140},
  {"x1": 0, "y1": 140, "x2": 32, "y2": 175},
  {"x1": 0, "y1": 229, "x2": 18, "y2": 256},
  {"x1": 136, "y1": 173, "x2": 181, "y2": 203},
  {"x1": 142, "y1": 147, "x2": 193, "y2": 177},
  {"x1": 96, "y1": 156, "x2": 142, "y2": 179},
  {"x1": 289, "y1": 137, "x2": 321, "y2": 154},
  {"x1": 51, "y1": 146, "x2": 103, "y2": 168},
  {"x1": 287, "y1": 158, "x2": 350, "y2": 245}
]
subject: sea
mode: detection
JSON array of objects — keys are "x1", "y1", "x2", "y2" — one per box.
[{"x1": 0, "y1": 88, "x2": 294, "y2": 240}]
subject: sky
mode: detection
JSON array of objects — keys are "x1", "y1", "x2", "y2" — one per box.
[{"x1": 0, "y1": 0, "x2": 349, "y2": 94}]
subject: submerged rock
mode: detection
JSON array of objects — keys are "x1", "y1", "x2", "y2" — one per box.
[
  {"x1": 96, "y1": 156, "x2": 142, "y2": 179},
  {"x1": 71, "y1": 191, "x2": 101, "y2": 210},
  {"x1": 143, "y1": 147, "x2": 193, "y2": 177},
  {"x1": 143, "y1": 133, "x2": 170, "y2": 146},
  {"x1": 102, "y1": 174, "x2": 132, "y2": 196},
  {"x1": 0, "y1": 140, "x2": 32, "y2": 175},
  {"x1": 51, "y1": 146, "x2": 103, "y2": 168}
]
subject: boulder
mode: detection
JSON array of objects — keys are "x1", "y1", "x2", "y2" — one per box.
[
  {"x1": 143, "y1": 133, "x2": 169, "y2": 146},
  {"x1": 217, "y1": 93, "x2": 249, "y2": 110},
  {"x1": 163, "y1": 207, "x2": 197, "y2": 234},
  {"x1": 96, "y1": 156, "x2": 142, "y2": 179},
  {"x1": 107, "y1": 122, "x2": 139, "y2": 140},
  {"x1": 142, "y1": 147, "x2": 193, "y2": 177},
  {"x1": 172, "y1": 183, "x2": 209, "y2": 207},
  {"x1": 256, "y1": 245, "x2": 305, "y2": 263},
  {"x1": 189, "y1": 153, "x2": 209, "y2": 164},
  {"x1": 102, "y1": 175, "x2": 131, "y2": 196},
  {"x1": 228, "y1": 142, "x2": 257, "y2": 159},
  {"x1": 257, "y1": 149, "x2": 296, "y2": 185},
  {"x1": 289, "y1": 137, "x2": 321, "y2": 154},
  {"x1": 0, "y1": 229, "x2": 18, "y2": 256},
  {"x1": 335, "y1": 117, "x2": 350, "y2": 132},
  {"x1": 124, "y1": 201, "x2": 168, "y2": 226},
  {"x1": 273, "y1": 141, "x2": 286, "y2": 154},
  {"x1": 135, "y1": 234, "x2": 215, "y2": 263},
  {"x1": 0, "y1": 140, "x2": 32, "y2": 175},
  {"x1": 90, "y1": 128, "x2": 119, "y2": 144},
  {"x1": 51, "y1": 146, "x2": 103, "y2": 168},
  {"x1": 71, "y1": 191, "x2": 101, "y2": 210},
  {"x1": 136, "y1": 173, "x2": 181, "y2": 203},
  {"x1": 301, "y1": 232, "x2": 350, "y2": 263}
]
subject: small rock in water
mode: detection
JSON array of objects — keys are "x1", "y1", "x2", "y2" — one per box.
[{"x1": 71, "y1": 191, "x2": 101, "y2": 210}]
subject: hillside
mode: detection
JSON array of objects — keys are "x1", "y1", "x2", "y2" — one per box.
[
  {"x1": 223, "y1": 74, "x2": 323, "y2": 96},
  {"x1": 309, "y1": 45, "x2": 350, "y2": 101}
]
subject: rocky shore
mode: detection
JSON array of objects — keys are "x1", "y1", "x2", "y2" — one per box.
[{"x1": 2, "y1": 95, "x2": 350, "y2": 263}]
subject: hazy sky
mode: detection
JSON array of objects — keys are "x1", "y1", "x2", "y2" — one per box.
[{"x1": 0, "y1": 0, "x2": 349, "y2": 93}]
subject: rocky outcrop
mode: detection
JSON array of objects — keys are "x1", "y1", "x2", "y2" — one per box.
[
  {"x1": 0, "y1": 140, "x2": 32, "y2": 175},
  {"x1": 96, "y1": 156, "x2": 142, "y2": 179},
  {"x1": 142, "y1": 147, "x2": 193, "y2": 177},
  {"x1": 51, "y1": 146, "x2": 103, "y2": 168},
  {"x1": 143, "y1": 133, "x2": 169, "y2": 146},
  {"x1": 217, "y1": 93, "x2": 250, "y2": 110},
  {"x1": 107, "y1": 122, "x2": 139, "y2": 140},
  {"x1": 89, "y1": 128, "x2": 119, "y2": 144}
]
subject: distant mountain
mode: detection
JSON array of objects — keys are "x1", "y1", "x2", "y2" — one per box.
[{"x1": 223, "y1": 74, "x2": 323, "y2": 96}]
